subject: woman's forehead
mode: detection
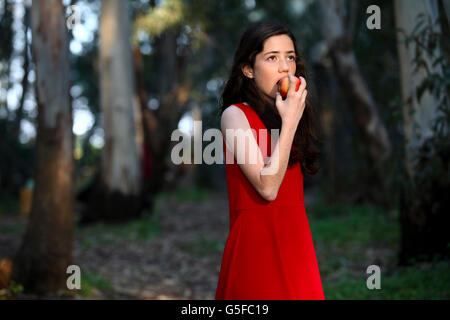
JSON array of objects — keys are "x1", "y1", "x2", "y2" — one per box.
[{"x1": 262, "y1": 34, "x2": 295, "y2": 52}]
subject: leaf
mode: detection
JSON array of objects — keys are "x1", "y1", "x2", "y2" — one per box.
[
  {"x1": 416, "y1": 79, "x2": 429, "y2": 103},
  {"x1": 432, "y1": 56, "x2": 444, "y2": 68},
  {"x1": 411, "y1": 19, "x2": 426, "y2": 36}
]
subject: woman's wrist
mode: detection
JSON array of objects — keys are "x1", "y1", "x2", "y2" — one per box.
[{"x1": 281, "y1": 118, "x2": 299, "y2": 134}]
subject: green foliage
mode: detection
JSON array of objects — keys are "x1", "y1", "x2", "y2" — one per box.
[
  {"x1": 0, "y1": 280, "x2": 24, "y2": 300},
  {"x1": 399, "y1": 10, "x2": 450, "y2": 234},
  {"x1": 133, "y1": 0, "x2": 186, "y2": 39},
  {"x1": 352, "y1": 0, "x2": 403, "y2": 127},
  {"x1": 404, "y1": 11, "x2": 450, "y2": 141}
]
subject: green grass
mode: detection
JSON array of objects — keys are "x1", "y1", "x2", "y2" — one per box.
[
  {"x1": 0, "y1": 272, "x2": 113, "y2": 299},
  {"x1": 181, "y1": 234, "x2": 225, "y2": 256},
  {"x1": 307, "y1": 190, "x2": 400, "y2": 247},
  {"x1": 173, "y1": 185, "x2": 208, "y2": 203},
  {"x1": 78, "y1": 270, "x2": 113, "y2": 297},
  {"x1": 0, "y1": 223, "x2": 25, "y2": 234},
  {"x1": 309, "y1": 206, "x2": 400, "y2": 247},
  {"x1": 76, "y1": 211, "x2": 162, "y2": 249},
  {"x1": 0, "y1": 281, "x2": 24, "y2": 300},
  {"x1": 323, "y1": 260, "x2": 450, "y2": 299},
  {"x1": 0, "y1": 198, "x2": 20, "y2": 215},
  {"x1": 307, "y1": 191, "x2": 450, "y2": 299}
]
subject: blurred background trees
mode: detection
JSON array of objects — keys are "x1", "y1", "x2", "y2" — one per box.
[
  {"x1": 0, "y1": 0, "x2": 448, "y2": 296},
  {"x1": 394, "y1": 0, "x2": 450, "y2": 265}
]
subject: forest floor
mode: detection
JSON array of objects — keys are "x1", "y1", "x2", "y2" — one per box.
[{"x1": 0, "y1": 185, "x2": 449, "y2": 300}]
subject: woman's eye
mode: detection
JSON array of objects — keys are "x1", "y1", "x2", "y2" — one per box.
[{"x1": 267, "y1": 55, "x2": 296, "y2": 61}]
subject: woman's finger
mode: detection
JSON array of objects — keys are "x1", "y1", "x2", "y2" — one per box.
[
  {"x1": 275, "y1": 91, "x2": 282, "y2": 105},
  {"x1": 300, "y1": 89, "x2": 307, "y2": 106},
  {"x1": 298, "y1": 76, "x2": 307, "y2": 92}
]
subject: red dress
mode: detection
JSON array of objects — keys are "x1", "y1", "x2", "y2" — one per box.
[{"x1": 215, "y1": 103, "x2": 325, "y2": 300}]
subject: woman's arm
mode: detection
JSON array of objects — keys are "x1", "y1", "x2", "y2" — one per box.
[
  {"x1": 221, "y1": 75, "x2": 307, "y2": 201},
  {"x1": 221, "y1": 105, "x2": 297, "y2": 201}
]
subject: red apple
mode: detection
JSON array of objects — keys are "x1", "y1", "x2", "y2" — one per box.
[{"x1": 277, "y1": 75, "x2": 301, "y2": 99}]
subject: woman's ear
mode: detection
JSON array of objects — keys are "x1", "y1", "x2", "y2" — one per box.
[{"x1": 241, "y1": 64, "x2": 254, "y2": 79}]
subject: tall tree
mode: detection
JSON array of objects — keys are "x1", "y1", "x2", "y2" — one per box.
[
  {"x1": 82, "y1": 0, "x2": 142, "y2": 222},
  {"x1": 11, "y1": 0, "x2": 74, "y2": 294},
  {"x1": 394, "y1": 0, "x2": 450, "y2": 265},
  {"x1": 133, "y1": 0, "x2": 194, "y2": 196},
  {"x1": 318, "y1": 0, "x2": 392, "y2": 206}
]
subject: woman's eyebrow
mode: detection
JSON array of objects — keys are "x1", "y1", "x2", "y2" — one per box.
[{"x1": 263, "y1": 50, "x2": 295, "y2": 56}]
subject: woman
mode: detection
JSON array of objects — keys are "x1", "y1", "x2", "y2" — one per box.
[{"x1": 215, "y1": 20, "x2": 325, "y2": 300}]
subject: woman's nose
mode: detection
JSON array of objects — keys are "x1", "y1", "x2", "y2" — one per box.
[{"x1": 279, "y1": 58, "x2": 289, "y2": 72}]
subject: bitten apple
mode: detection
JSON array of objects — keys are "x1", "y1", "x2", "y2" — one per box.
[{"x1": 277, "y1": 75, "x2": 301, "y2": 99}]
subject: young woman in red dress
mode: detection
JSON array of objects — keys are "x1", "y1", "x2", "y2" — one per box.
[{"x1": 215, "y1": 20, "x2": 325, "y2": 300}]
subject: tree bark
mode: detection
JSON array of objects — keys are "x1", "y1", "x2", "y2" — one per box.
[
  {"x1": 11, "y1": 0, "x2": 74, "y2": 294},
  {"x1": 81, "y1": 0, "x2": 143, "y2": 223},
  {"x1": 310, "y1": 42, "x2": 340, "y2": 203},
  {"x1": 394, "y1": 0, "x2": 449, "y2": 265}
]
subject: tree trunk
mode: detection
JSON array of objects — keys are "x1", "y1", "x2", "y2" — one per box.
[
  {"x1": 82, "y1": 0, "x2": 142, "y2": 223},
  {"x1": 394, "y1": 0, "x2": 450, "y2": 265},
  {"x1": 136, "y1": 26, "x2": 191, "y2": 196},
  {"x1": 151, "y1": 28, "x2": 180, "y2": 192},
  {"x1": 11, "y1": 0, "x2": 74, "y2": 294},
  {"x1": 319, "y1": 0, "x2": 392, "y2": 207},
  {"x1": 310, "y1": 43, "x2": 340, "y2": 203}
]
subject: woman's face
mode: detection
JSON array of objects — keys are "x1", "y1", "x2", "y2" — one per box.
[{"x1": 242, "y1": 34, "x2": 297, "y2": 99}]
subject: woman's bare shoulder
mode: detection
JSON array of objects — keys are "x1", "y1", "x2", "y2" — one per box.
[
  {"x1": 221, "y1": 104, "x2": 247, "y2": 124},
  {"x1": 221, "y1": 105, "x2": 250, "y2": 130},
  {"x1": 222, "y1": 104, "x2": 242, "y2": 116}
]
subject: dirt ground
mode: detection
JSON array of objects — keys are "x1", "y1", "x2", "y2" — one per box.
[
  {"x1": 0, "y1": 188, "x2": 403, "y2": 300},
  {"x1": 0, "y1": 190, "x2": 233, "y2": 299},
  {"x1": 74, "y1": 191, "x2": 231, "y2": 299}
]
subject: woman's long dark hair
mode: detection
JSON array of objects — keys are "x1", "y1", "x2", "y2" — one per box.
[{"x1": 219, "y1": 20, "x2": 321, "y2": 175}]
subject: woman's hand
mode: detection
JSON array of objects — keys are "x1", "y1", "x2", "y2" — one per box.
[{"x1": 275, "y1": 74, "x2": 307, "y2": 128}]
